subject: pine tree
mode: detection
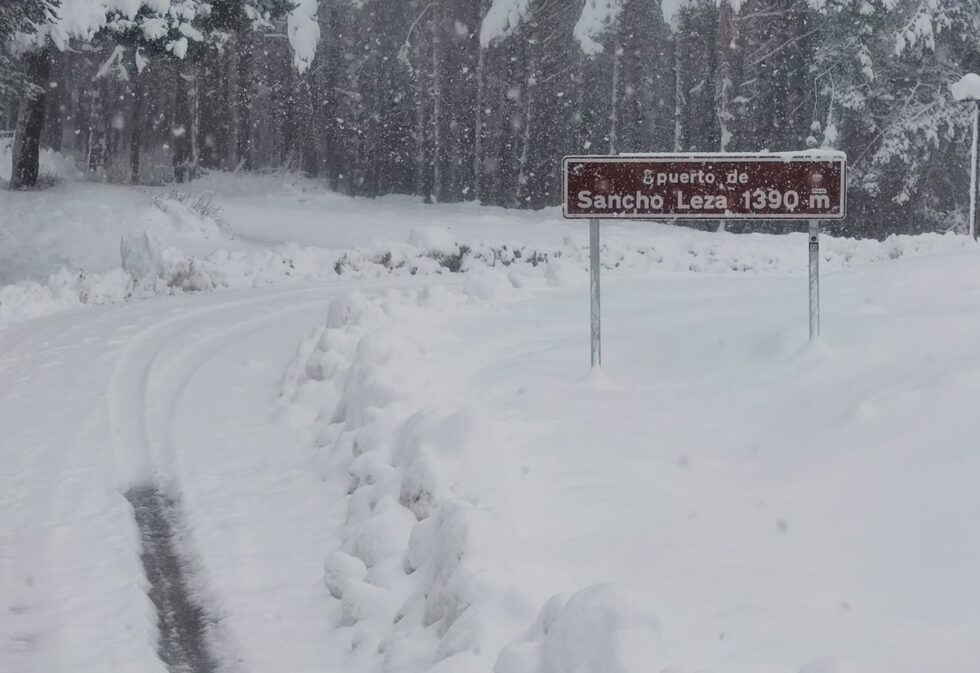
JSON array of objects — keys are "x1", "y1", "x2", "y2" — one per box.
[
  {"x1": 1, "y1": 1, "x2": 56, "y2": 93},
  {"x1": 674, "y1": 0, "x2": 719, "y2": 151},
  {"x1": 734, "y1": 0, "x2": 812, "y2": 152},
  {"x1": 4, "y1": 1, "x2": 59, "y2": 187},
  {"x1": 812, "y1": 0, "x2": 980, "y2": 235}
]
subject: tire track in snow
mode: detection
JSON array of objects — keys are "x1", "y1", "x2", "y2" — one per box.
[
  {"x1": 111, "y1": 287, "x2": 333, "y2": 673},
  {"x1": 108, "y1": 278, "x2": 437, "y2": 672},
  {"x1": 126, "y1": 484, "x2": 220, "y2": 673}
]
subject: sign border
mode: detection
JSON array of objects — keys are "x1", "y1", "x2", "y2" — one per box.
[{"x1": 561, "y1": 153, "x2": 847, "y2": 221}]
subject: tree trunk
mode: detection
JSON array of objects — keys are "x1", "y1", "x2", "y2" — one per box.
[
  {"x1": 173, "y1": 66, "x2": 195, "y2": 183},
  {"x1": 609, "y1": 31, "x2": 621, "y2": 155},
  {"x1": 414, "y1": 35, "x2": 432, "y2": 203},
  {"x1": 715, "y1": 0, "x2": 737, "y2": 232},
  {"x1": 576, "y1": 54, "x2": 586, "y2": 152},
  {"x1": 715, "y1": 0, "x2": 736, "y2": 153},
  {"x1": 130, "y1": 69, "x2": 144, "y2": 183},
  {"x1": 85, "y1": 85, "x2": 107, "y2": 174},
  {"x1": 515, "y1": 35, "x2": 537, "y2": 207},
  {"x1": 673, "y1": 35, "x2": 684, "y2": 152},
  {"x1": 189, "y1": 71, "x2": 200, "y2": 179},
  {"x1": 431, "y1": 4, "x2": 444, "y2": 202},
  {"x1": 235, "y1": 31, "x2": 254, "y2": 170},
  {"x1": 43, "y1": 52, "x2": 63, "y2": 152},
  {"x1": 281, "y1": 63, "x2": 297, "y2": 169},
  {"x1": 198, "y1": 52, "x2": 226, "y2": 170},
  {"x1": 300, "y1": 76, "x2": 318, "y2": 177},
  {"x1": 473, "y1": 45, "x2": 485, "y2": 202},
  {"x1": 10, "y1": 48, "x2": 52, "y2": 189}
]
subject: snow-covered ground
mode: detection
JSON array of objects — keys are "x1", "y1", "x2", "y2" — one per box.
[
  {"x1": 279, "y1": 256, "x2": 980, "y2": 673},
  {"x1": 2, "y1": 163, "x2": 971, "y2": 329},
  {"x1": 2, "y1": 165, "x2": 979, "y2": 673}
]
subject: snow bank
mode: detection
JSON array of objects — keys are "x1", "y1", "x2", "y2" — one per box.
[
  {"x1": 1, "y1": 207, "x2": 974, "y2": 330},
  {"x1": 0, "y1": 267, "x2": 136, "y2": 326},
  {"x1": 280, "y1": 288, "x2": 534, "y2": 672},
  {"x1": 280, "y1": 286, "x2": 666, "y2": 673},
  {"x1": 1, "y1": 173, "x2": 974, "y2": 332},
  {"x1": 187, "y1": 169, "x2": 329, "y2": 197}
]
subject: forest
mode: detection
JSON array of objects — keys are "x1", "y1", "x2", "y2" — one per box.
[{"x1": 2, "y1": 0, "x2": 979, "y2": 237}]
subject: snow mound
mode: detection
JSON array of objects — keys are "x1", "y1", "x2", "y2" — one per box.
[
  {"x1": 463, "y1": 269, "x2": 517, "y2": 302},
  {"x1": 496, "y1": 585, "x2": 660, "y2": 673},
  {"x1": 120, "y1": 231, "x2": 214, "y2": 292},
  {"x1": 280, "y1": 285, "x2": 683, "y2": 673},
  {"x1": 281, "y1": 288, "x2": 552, "y2": 673},
  {"x1": 280, "y1": 284, "x2": 676, "y2": 673},
  {"x1": 2, "y1": 194, "x2": 974, "y2": 332},
  {"x1": 148, "y1": 193, "x2": 229, "y2": 238},
  {"x1": 0, "y1": 268, "x2": 134, "y2": 327},
  {"x1": 409, "y1": 226, "x2": 459, "y2": 256}
]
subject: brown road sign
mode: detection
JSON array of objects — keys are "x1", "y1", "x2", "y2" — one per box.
[{"x1": 563, "y1": 153, "x2": 846, "y2": 220}]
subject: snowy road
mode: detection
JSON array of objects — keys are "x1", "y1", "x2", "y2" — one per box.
[{"x1": 0, "y1": 278, "x2": 432, "y2": 673}]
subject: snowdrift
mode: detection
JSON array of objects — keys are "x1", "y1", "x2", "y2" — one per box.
[
  {"x1": 1, "y1": 185, "x2": 974, "y2": 331},
  {"x1": 280, "y1": 286, "x2": 664, "y2": 673}
]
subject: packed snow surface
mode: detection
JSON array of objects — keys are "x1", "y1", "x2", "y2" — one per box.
[{"x1": 1, "y1": 170, "x2": 979, "y2": 673}]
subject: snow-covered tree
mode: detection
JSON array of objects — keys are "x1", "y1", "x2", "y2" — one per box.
[
  {"x1": 811, "y1": 0, "x2": 980, "y2": 234},
  {"x1": 3, "y1": 0, "x2": 978, "y2": 233},
  {"x1": 0, "y1": 0, "x2": 58, "y2": 81},
  {"x1": 714, "y1": 0, "x2": 736, "y2": 152},
  {"x1": 673, "y1": 0, "x2": 719, "y2": 151},
  {"x1": 4, "y1": 1, "x2": 59, "y2": 187},
  {"x1": 7, "y1": 0, "x2": 309, "y2": 187},
  {"x1": 573, "y1": 0, "x2": 670, "y2": 156}
]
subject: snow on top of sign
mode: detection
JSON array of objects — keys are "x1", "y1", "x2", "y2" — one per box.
[
  {"x1": 771, "y1": 148, "x2": 847, "y2": 160},
  {"x1": 952, "y1": 73, "x2": 980, "y2": 102},
  {"x1": 614, "y1": 149, "x2": 847, "y2": 160}
]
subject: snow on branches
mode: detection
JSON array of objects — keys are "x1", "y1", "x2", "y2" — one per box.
[
  {"x1": 287, "y1": 0, "x2": 319, "y2": 73},
  {"x1": 574, "y1": 0, "x2": 623, "y2": 55},
  {"x1": 480, "y1": 0, "x2": 531, "y2": 46},
  {"x1": 15, "y1": 0, "x2": 319, "y2": 72}
]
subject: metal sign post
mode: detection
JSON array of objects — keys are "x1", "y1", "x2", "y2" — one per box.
[
  {"x1": 970, "y1": 101, "x2": 979, "y2": 240},
  {"x1": 590, "y1": 218, "x2": 601, "y2": 367},
  {"x1": 809, "y1": 220, "x2": 820, "y2": 340},
  {"x1": 951, "y1": 75, "x2": 980, "y2": 240}
]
